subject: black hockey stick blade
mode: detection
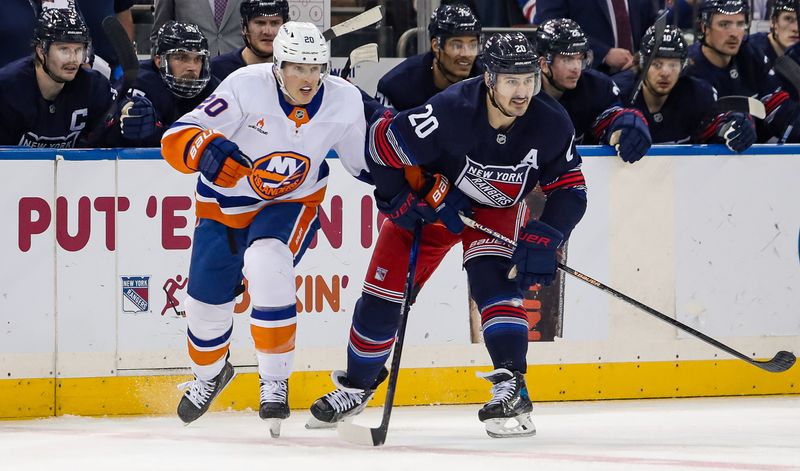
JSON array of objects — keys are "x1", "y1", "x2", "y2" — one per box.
[
  {"x1": 102, "y1": 16, "x2": 139, "y2": 91},
  {"x1": 337, "y1": 222, "x2": 423, "y2": 446},
  {"x1": 773, "y1": 55, "x2": 800, "y2": 96},
  {"x1": 459, "y1": 214, "x2": 797, "y2": 374},
  {"x1": 711, "y1": 96, "x2": 766, "y2": 119},
  {"x1": 628, "y1": 10, "x2": 668, "y2": 106},
  {"x1": 323, "y1": 6, "x2": 382, "y2": 42}
]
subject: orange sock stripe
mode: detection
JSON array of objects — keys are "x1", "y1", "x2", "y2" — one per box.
[
  {"x1": 188, "y1": 341, "x2": 229, "y2": 366},
  {"x1": 250, "y1": 323, "x2": 296, "y2": 354}
]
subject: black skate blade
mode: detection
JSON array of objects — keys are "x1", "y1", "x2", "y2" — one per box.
[{"x1": 337, "y1": 421, "x2": 386, "y2": 446}]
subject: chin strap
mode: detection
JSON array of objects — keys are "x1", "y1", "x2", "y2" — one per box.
[
  {"x1": 543, "y1": 68, "x2": 567, "y2": 93},
  {"x1": 37, "y1": 46, "x2": 68, "y2": 84},
  {"x1": 487, "y1": 86, "x2": 516, "y2": 118},
  {"x1": 433, "y1": 49, "x2": 463, "y2": 86}
]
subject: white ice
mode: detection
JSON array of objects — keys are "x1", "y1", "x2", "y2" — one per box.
[{"x1": 2, "y1": 396, "x2": 799, "y2": 471}]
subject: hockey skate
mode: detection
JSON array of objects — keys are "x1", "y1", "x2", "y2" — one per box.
[
  {"x1": 177, "y1": 360, "x2": 235, "y2": 424},
  {"x1": 306, "y1": 367, "x2": 388, "y2": 429},
  {"x1": 476, "y1": 368, "x2": 536, "y2": 438},
  {"x1": 259, "y1": 379, "x2": 290, "y2": 438}
]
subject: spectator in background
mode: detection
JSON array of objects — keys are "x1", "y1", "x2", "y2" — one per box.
[
  {"x1": 534, "y1": 0, "x2": 658, "y2": 74},
  {"x1": 211, "y1": 0, "x2": 288, "y2": 81},
  {"x1": 617, "y1": 24, "x2": 756, "y2": 150},
  {"x1": 377, "y1": 3, "x2": 482, "y2": 110},
  {"x1": 123, "y1": 21, "x2": 219, "y2": 147},
  {"x1": 684, "y1": 0, "x2": 800, "y2": 142},
  {"x1": 152, "y1": 0, "x2": 244, "y2": 56},
  {"x1": 750, "y1": 0, "x2": 798, "y2": 64},
  {"x1": 535, "y1": 18, "x2": 652, "y2": 163}
]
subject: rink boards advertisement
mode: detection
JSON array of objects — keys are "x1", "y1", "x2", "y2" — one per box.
[{"x1": 1, "y1": 146, "x2": 799, "y2": 418}]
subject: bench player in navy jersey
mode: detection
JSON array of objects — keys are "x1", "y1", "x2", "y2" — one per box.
[
  {"x1": 376, "y1": 3, "x2": 482, "y2": 111},
  {"x1": 615, "y1": 24, "x2": 756, "y2": 150},
  {"x1": 309, "y1": 33, "x2": 587, "y2": 438},
  {"x1": 121, "y1": 21, "x2": 219, "y2": 147},
  {"x1": 749, "y1": 0, "x2": 798, "y2": 67},
  {"x1": 684, "y1": 0, "x2": 800, "y2": 142},
  {"x1": 211, "y1": 0, "x2": 288, "y2": 81},
  {"x1": 0, "y1": 8, "x2": 120, "y2": 147},
  {"x1": 535, "y1": 18, "x2": 651, "y2": 163}
]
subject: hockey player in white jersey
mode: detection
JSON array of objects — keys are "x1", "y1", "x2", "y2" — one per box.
[{"x1": 161, "y1": 21, "x2": 368, "y2": 437}]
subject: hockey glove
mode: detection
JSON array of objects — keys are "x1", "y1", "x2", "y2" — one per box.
[
  {"x1": 120, "y1": 96, "x2": 161, "y2": 140},
  {"x1": 717, "y1": 112, "x2": 756, "y2": 152},
  {"x1": 422, "y1": 174, "x2": 472, "y2": 234},
  {"x1": 509, "y1": 220, "x2": 564, "y2": 290},
  {"x1": 186, "y1": 131, "x2": 253, "y2": 188},
  {"x1": 608, "y1": 110, "x2": 651, "y2": 163},
  {"x1": 375, "y1": 185, "x2": 437, "y2": 231}
]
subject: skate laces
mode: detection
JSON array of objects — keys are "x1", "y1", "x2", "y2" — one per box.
[
  {"x1": 476, "y1": 368, "x2": 517, "y2": 406},
  {"x1": 260, "y1": 379, "x2": 288, "y2": 404},
  {"x1": 177, "y1": 377, "x2": 214, "y2": 409},
  {"x1": 323, "y1": 370, "x2": 366, "y2": 412}
]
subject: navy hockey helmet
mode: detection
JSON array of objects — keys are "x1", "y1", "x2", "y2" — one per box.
[
  {"x1": 769, "y1": 0, "x2": 797, "y2": 17},
  {"x1": 640, "y1": 24, "x2": 688, "y2": 63},
  {"x1": 34, "y1": 7, "x2": 90, "y2": 47},
  {"x1": 153, "y1": 21, "x2": 211, "y2": 98},
  {"x1": 696, "y1": 0, "x2": 750, "y2": 41},
  {"x1": 428, "y1": 3, "x2": 482, "y2": 45},
  {"x1": 240, "y1": 0, "x2": 290, "y2": 24},
  {"x1": 483, "y1": 32, "x2": 541, "y2": 94},
  {"x1": 535, "y1": 18, "x2": 592, "y2": 67}
]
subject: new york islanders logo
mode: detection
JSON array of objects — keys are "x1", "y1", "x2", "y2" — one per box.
[{"x1": 249, "y1": 151, "x2": 311, "y2": 199}]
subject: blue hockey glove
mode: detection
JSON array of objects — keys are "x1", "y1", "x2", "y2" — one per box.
[
  {"x1": 423, "y1": 174, "x2": 472, "y2": 234},
  {"x1": 509, "y1": 220, "x2": 564, "y2": 289},
  {"x1": 120, "y1": 95, "x2": 161, "y2": 140},
  {"x1": 185, "y1": 132, "x2": 253, "y2": 187},
  {"x1": 718, "y1": 112, "x2": 756, "y2": 152},
  {"x1": 375, "y1": 185, "x2": 437, "y2": 231},
  {"x1": 608, "y1": 110, "x2": 651, "y2": 163}
]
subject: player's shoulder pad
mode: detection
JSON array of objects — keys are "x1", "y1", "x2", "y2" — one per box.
[
  {"x1": 321, "y1": 74, "x2": 366, "y2": 121},
  {"x1": 531, "y1": 91, "x2": 576, "y2": 136},
  {"x1": 0, "y1": 57, "x2": 35, "y2": 85},
  {"x1": 378, "y1": 52, "x2": 429, "y2": 90},
  {"x1": 429, "y1": 75, "x2": 483, "y2": 114},
  {"x1": 581, "y1": 68, "x2": 621, "y2": 96}
]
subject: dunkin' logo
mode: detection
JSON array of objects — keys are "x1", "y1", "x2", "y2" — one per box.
[{"x1": 249, "y1": 151, "x2": 311, "y2": 199}]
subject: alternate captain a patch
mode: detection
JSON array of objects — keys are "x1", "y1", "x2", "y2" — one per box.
[
  {"x1": 249, "y1": 151, "x2": 311, "y2": 199},
  {"x1": 457, "y1": 155, "x2": 535, "y2": 207},
  {"x1": 122, "y1": 276, "x2": 150, "y2": 313}
]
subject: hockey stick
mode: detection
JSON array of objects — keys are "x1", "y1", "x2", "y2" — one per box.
[
  {"x1": 628, "y1": 10, "x2": 668, "y2": 106},
  {"x1": 459, "y1": 214, "x2": 797, "y2": 374},
  {"x1": 773, "y1": 55, "x2": 800, "y2": 96},
  {"x1": 322, "y1": 6, "x2": 382, "y2": 41},
  {"x1": 338, "y1": 222, "x2": 423, "y2": 446},
  {"x1": 711, "y1": 96, "x2": 766, "y2": 119},
  {"x1": 85, "y1": 15, "x2": 139, "y2": 145},
  {"x1": 339, "y1": 43, "x2": 379, "y2": 80}
]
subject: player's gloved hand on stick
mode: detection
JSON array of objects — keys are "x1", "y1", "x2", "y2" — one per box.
[
  {"x1": 718, "y1": 112, "x2": 756, "y2": 152},
  {"x1": 608, "y1": 110, "x2": 651, "y2": 163},
  {"x1": 509, "y1": 219, "x2": 564, "y2": 290},
  {"x1": 186, "y1": 131, "x2": 253, "y2": 188},
  {"x1": 120, "y1": 96, "x2": 161, "y2": 140},
  {"x1": 375, "y1": 185, "x2": 437, "y2": 231},
  {"x1": 422, "y1": 174, "x2": 472, "y2": 234}
]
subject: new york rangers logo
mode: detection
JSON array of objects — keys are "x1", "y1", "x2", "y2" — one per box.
[
  {"x1": 122, "y1": 276, "x2": 150, "y2": 313},
  {"x1": 249, "y1": 151, "x2": 311, "y2": 199},
  {"x1": 457, "y1": 155, "x2": 535, "y2": 207}
]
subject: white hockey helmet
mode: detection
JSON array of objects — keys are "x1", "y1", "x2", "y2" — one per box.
[{"x1": 272, "y1": 21, "x2": 330, "y2": 93}]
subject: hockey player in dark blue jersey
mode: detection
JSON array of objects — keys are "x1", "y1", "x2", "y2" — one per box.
[
  {"x1": 684, "y1": 0, "x2": 800, "y2": 142},
  {"x1": 210, "y1": 0, "x2": 288, "y2": 81},
  {"x1": 535, "y1": 18, "x2": 652, "y2": 163},
  {"x1": 309, "y1": 33, "x2": 587, "y2": 438},
  {"x1": 749, "y1": 0, "x2": 797, "y2": 66},
  {"x1": 616, "y1": 24, "x2": 756, "y2": 150},
  {"x1": 376, "y1": 3, "x2": 482, "y2": 110},
  {"x1": 0, "y1": 7, "x2": 115, "y2": 148},
  {"x1": 122, "y1": 21, "x2": 219, "y2": 147}
]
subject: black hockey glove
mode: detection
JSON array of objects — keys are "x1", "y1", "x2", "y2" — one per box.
[
  {"x1": 718, "y1": 112, "x2": 756, "y2": 153},
  {"x1": 608, "y1": 110, "x2": 651, "y2": 163},
  {"x1": 509, "y1": 220, "x2": 564, "y2": 290},
  {"x1": 120, "y1": 96, "x2": 161, "y2": 140},
  {"x1": 375, "y1": 185, "x2": 437, "y2": 231}
]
